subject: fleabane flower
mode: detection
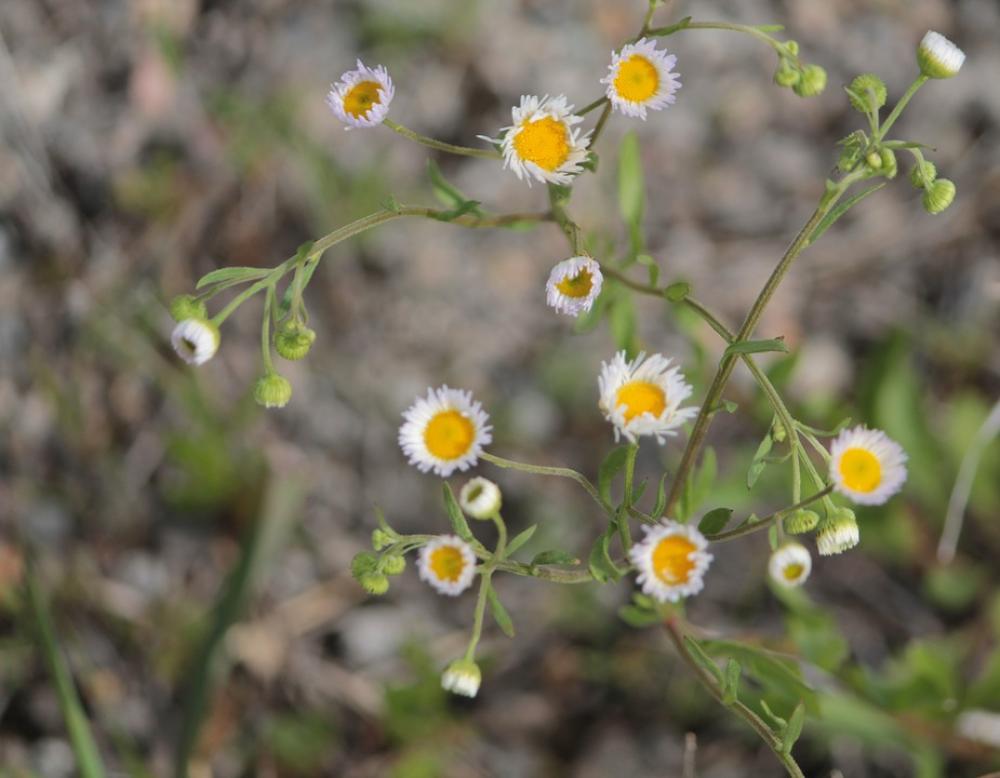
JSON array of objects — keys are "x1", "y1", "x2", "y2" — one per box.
[
  {"x1": 768, "y1": 543, "x2": 812, "y2": 587},
  {"x1": 917, "y1": 31, "x2": 965, "y2": 79},
  {"x1": 399, "y1": 386, "x2": 492, "y2": 477},
  {"x1": 485, "y1": 95, "x2": 591, "y2": 186},
  {"x1": 441, "y1": 658, "x2": 482, "y2": 698},
  {"x1": 418, "y1": 535, "x2": 477, "y2": 596},
  {"x1": 171, "y1": 318, "x2": 220, "y2": 366},
  {"x1": 598, "y1": 351, "x2": 698, "y2": 444},
  {"x1": 546, "y1": 256, "x2": 603, "y2": 317},
  {"x1": 459, "y1": 477, "x2": 502, "y2": 520},
  {"x1": 629, "y1": 520, "x2": 713, "y2": 603},
  {"x1": 327, "y1": 59, "x2": 394, "y2": 129},
  {"x1": 829, "y1": 426, "x2": 907, "y2": 505},
  {"x1": 816, "y1": 508, "x2": 860, "y2": 556},
  {"x1": 602, "y1": 38, "x2": 681, "y2": 119}
]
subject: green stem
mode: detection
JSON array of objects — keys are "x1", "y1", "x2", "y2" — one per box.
[
  {"x1": 383, "y1": 118, "x2": 500, "y2": 159},
  {"x1": 664, "y1": 617, "x2": 806, "y2": 778},
  {"x1": 261, "y1": 284, "x2": 275, "y2": 373},
  {"x1": 590, "y1": 102, "x2": 614, "y2": 147},
  {"x1": 876, "y1": 75, "x2": 928, "y2": 141},
  {"x1": 579, "y1": 97, "x2": 609, "y2": 116},
  {"x1": 648, "y1": 20, "x2": 785, "y2": 54},
  {"x1": 705, "y1": 486, "x2": 833, "y2": 543},
  {"x1": 480, "y1": 451, "x2": 610, "y2": 514},
  {"x1": 464, "y1": 513, "x2": 508, "y2": 660}
]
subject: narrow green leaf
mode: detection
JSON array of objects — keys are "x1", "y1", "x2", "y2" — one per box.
[
  {"x1": 619, "y1": 604, "x2": 661, "y2": 628},
  {"x1": 760, "y1": 699, "x2": 788, "y2": 729},
  {"x1": 374, "y1": 504, "x2": 393, "y2": 534},
  {"x1": 652, "y1": 472, "x2": 670, "y2": 517},
  {"x1": 698, "y1": 507, "x2": 734, "y2": 535},
  {"x1": 807, "y1": 182, "x2": 886, "y2": 245},
  {"x1": 722, "y1": 659, "x2": 742, "y2": 705},
  {"x1": 724, "y1": 337, "x2": 788, "y2": 359},
  {"x1": 598, "y1": 446, "x2": 629, "y2": 505},
  {"x1": 609, "y1": 295, "x2": 638, "y2": 357},
  {"x1": 587, "y1": 525, "x2": 621, "y2": 583},
  {"x1": 195, "y1": 266, "x2": 269, "y2": 290},
  {"x1": 637, "y1": 254, "x2": 659, "y2": 287},
  {"x1": 683, "y1": 636, "x2": 724, "y2": 684},
  {"x1": 530, "y1": 549, "x2": 579, "y2": 566},
  {"x1": 487, "y1": 586, "x2": 515, "y2": 638},
  {"x1": 618, "y1": 131, "x2": 645, "y2": 231},
  {"x1": 722, "y1": 400, "x2": 739, "y2": 413},
  {"x1": 427, "y1": 159, "x2": 468, "y2": 207},
  {"x1": 747, "y1": 432, "x2": 774, "y2": 489},
  {"x1": 782, "y1": 702, "x2": 806, "y2": 755},
  {"x1": 768, "y1": 523, "x2": 780, "y2": 551},
  {"x1": 664, "y1": 281, "x2": 690, "y2": 302},
  {"x1": 504, "y1": 524, "x2": 538, "y2": 557},
  {"x1": 442, "y1": 484, "x2": 475, "y2": 543}
]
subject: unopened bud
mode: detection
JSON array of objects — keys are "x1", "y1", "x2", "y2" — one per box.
[
  {"x1": 275, "y1": 321, "x2": 316, "y2": 361},
  {"x1": 169, "y1": 294, "x2": 207, "y2": 322},
  {"x1": 253, "y1": 372, "x2": 292, "y2": 409},
  {"x1": 381, "y1": 555, "x2": 406, "y2": 576},
  {"x1": 909, "y1": 160, "x2": 937, "y2": 189},
  {"x1": 372, "y1": 528, "x2": 394, "y2": 551},
  {"x1": 774, "y1": 63, "x2": 800, "y2": 88},
  {"x1": 784, "y1": 509, "x2": 820, "y2": 534},
  {"x1": 922, "y1": 178, "x2": 956, "y2": 214},
  {"x1": 794, "y1": 65, "x2": 827, "y2": 97},
  {"x1": 847, "y1": 73, "x2": 887, "y2": 113},
  {"x1": 359, "y1": 572, "x2": 389, "y2": 595}
]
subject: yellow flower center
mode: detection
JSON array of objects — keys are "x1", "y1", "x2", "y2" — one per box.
[
  {"x1": 615, "y1": 381, "x2": 667, "y2": 422},
  {"x1": 343, "y1": 80, "x2": 383, "y2": 118},
  {"x1": 512, "y1": 116, "x2": 571, "y2": 171},
  {"x1": 651, "y1": 535, "x2": 697, "y2": 585},
  {"x1": 783, "y1": 563, "x2": 804, "y2": 582},
  {"x1": 614, "y1": 55, "x2": 660, "y2": 102},
  {"x1": 424, "y1": 410, "x2": 475, "y2": 461},
  {"x1": 556, "y1": 268, "x2": 594, "y2": 298},
  {"x1": 429, "y1": 546, "x2": 466, "y2": 582},
  {"x1": 838, "y1": 448, "x2": 882, "y2": 493}
]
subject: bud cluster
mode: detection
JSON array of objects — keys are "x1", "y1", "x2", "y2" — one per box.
[{"x1": 772, "y1": 41, "x2": 828, "y2": 98}]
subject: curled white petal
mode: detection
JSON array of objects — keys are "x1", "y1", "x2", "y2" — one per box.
[
  {"x1": 326, "y1": 59, "x2": 395, "y2": 129},
  {"x1": 768, "y1": 543, "x2": 812, "y2": 587},
  {"x1": 171, "y1": 319, "x2": 219, "y2": 366},
  {"x1": 545, "y1": 256, "x2": 604, "y2": 317},
  {"x1": 459, "y1": 477, "x2": 502, "y2": 520}
]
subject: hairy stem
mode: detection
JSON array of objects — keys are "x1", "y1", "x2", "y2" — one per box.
[
  {"x1": 481, "y1": 451, "x2": 611, "y2": 514},
  {"x1": 383, "y1": 118, "x2": 500, "y2": 159}
]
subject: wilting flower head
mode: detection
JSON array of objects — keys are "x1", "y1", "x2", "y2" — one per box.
[
  {"x1": 546, "y1": 256, "x2": 604, "y2": 317},
  {"x1": 486, "y1": 95, "x2": 591, "y2": 186},
  {"x1": 171, "y1": 318, "x2": 220, "y2": 366},
  {"x1": 829, "y1": 426, "x2": 907, "y2": 505},
  {"x1": 418, "y1": 535, "x2": 477, "y2": 596},
  {"x1": 459, "y1": 477, "x2": 502, "y2": 520},
  {"x1": 399, "y1": 386, "x2": 492, "y2": 478},
  {"x1": 629, "y1": 520, "x2": 713, "y2": 603},
  {"x1": 441, "y1": 658, "x2": 482, "y2": 698},
  {"x1": 816, "y1": 507, "x2": 860, "y2": 556},
  {"x1": 598, "y1": 351, "x2": 698, "y2": 444},
  {"x1": 768, "y1": 543, "x2": 812, "y2": 587},
  {"x1": 602, "y1": 38, "x2": 681, "y2": 119},
  {"x1": 917, "y1": 31, "x2": 965, "y2": 79},
  {"x1": 327, "y1": 59, "x2": 394, "y2": 129}
]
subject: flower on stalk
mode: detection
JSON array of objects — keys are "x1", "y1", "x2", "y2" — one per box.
[
  {"x1": 784, "y1": 508, "x2": 820, "y2": 535},
  {"x1": 922, "y1": 178, "x2": 956, "y2": 214},
  {"x1": 816, "y1": 507, "x2": 860, "y2": 556},
  {"x1": 171, "y1": 318, "x2": 220, "y2": 366},
  {"x1": 327, "y1": 59, "x2": 394, "y2": 129},
  {"x1": 485, "y1": 95, "x2": 591, "y2": 186},
  {"x1": 793, "y1": 64, "x2": 827, "y2": 97},
  {"x1": 768, "y1": 542, "x2": 812, "y2": 587},
  {"x1": 917, "y1": 31, "x2": 965, "y2": 79},
  {"x1": 598, "y1": 351, "x2": 698, "y2": 444},
  {"x1": 253, "y1": 372, "x2": 292, "y2": 409},
  {"x1": 399, "y1": 386, "x2": 492, "y2": 477},
  {"x1": 629, "y1": 520, "x2": 713, "y2": 603},
  {"x1": 829, "y1": 425, "x2": 907, "y2": 505},
  {"x1": 418, "y1": 535, "x2": 477, "y2": 596},
  {"x1": 275, "y1": 321, "x2": 316, "y2": 360},
  {"x1": 441, "y1": 658, "x2": 482, "y2": 698},
  {"x1": 847, "y1": 73, "x2": 887, "y2": 113},
  {"x1": 546, "y1": 256, "x2": 603, "y2": 317},
  {"x1": 601, "y1": 38, "x2": 681, "y2": 119},
  {"x1": 459, "y1": 477, "x2": 502, "y2": 520}
]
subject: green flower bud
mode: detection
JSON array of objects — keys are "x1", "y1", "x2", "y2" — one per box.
[
  {"x1": 441, "y1": 658, "x2": 481, "y2": 697},
  {"x1": 275, "y1": 321, "x2": 316, "y2": 361},
  {"x1": 865, "y1": 150, "x2": 883, "y2": 170},
  {"x1": 784, "y1": 509, "x2": 820, "y2": 535},
  {"x1": 847, "y1": 73, "x2": 887, "y2": 113},
  {"x1": 773, "y1": 63, "x2": 801, "y2": 88},
  {"x1": 381, "y1": 555, "x2": 406, "y2": 576},
  {"x1": 771, "y1": 419, "x2": 787, "y2": 443},
  {"x1": 922, "y1": 178, "x2": 956, "y2": 214},
  {"x1": 909, "y1": 160, "x2": 937, "y2": 189},
  {"x1": 371, "y1": 528, "x2": 394, "y2": 551},
  {"x1": 359, "y1": 572, "x2": 389, "y2": 596},
  {"x1": 351, "y1": 552, "x2": 378, "y2": 579},
  {"x1": 816, "y1": 507, "x2": 859, "y2": 556},
  {"x1": 169, "y1": 294, "x2": 207, "y2": 322},
  {"x1": 253, "y1": 372, "x2": 292, "y2": 409},
  {"x1": 879, "y1": 148, "x2": 898, "y2": 179},
  {"x1": 784, "y1": 41, "x2": 800, "y2": 56},
  {"x1": 837, "y1": 145, "x2": 863, "y2": 174},
  {"x1": 793, "y1": 65, "x2": 827, "y2": 97}
]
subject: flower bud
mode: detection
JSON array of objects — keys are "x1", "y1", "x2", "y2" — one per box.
[
  {"x1": 922, "y1": 178, "x2": 956, "y2": 214},
  {"x1": 793, "y1": 65, "x2": 827, "y2": 97},
  {"x1": 773, "y1": 63, "x2": 800, "y2": 88},
  {"x1": 171, "y1": 318, "x2": 220, "y2": 366},
  {"x1": 441, "y1": 658, "x2": 481, "y2": 698},
  {"x1": 865, "y1": 150, "x2": 883, "y2": 170},
  {"x1": 381, "y1": 555, "x2": 406, "y2": 576},
  {"x1": 816, "y1": 507, "x2": 859, "y2": 556},
  {"x1": 275, "y1": 321, "x2": 316, "y2": 361},
  {"x1": 909, "y1": 160, "x2": 937, "y2": 189},
  {"x1": 847, "y1": 73, "x2": 887, "y2": 113},
  {"x1": 459, "y1": 477, "x2": 502, "y2": 520},
  {"x1": 359, "y1": 572, "x2": 389, "y2": 595},
  {"x1": 253, "y1": 373, "x2": 292, "y2": 409},
  {"x1": 169, "y1": 294, "x2": 207, "y2": 322},
  {"x1": 372, "y1": 528, "x2": 394, "y2": 551},
  {"x1": 837, "y1": 145, "x2": 863, "y2": 174},
  {"x1": 879, "y1": 148, "x2": 898, "y2": 179},
  {"x1": 768, "y1": 542, "x2": 812, "y2": 587},
  {"x1": 917, "y1": 31, "x2": 965, "y2": 79},
  {"x1": 784, "y1": 509, "x2": 820, "y2": 534},
  {"x1": 784, "y1": 41, "x2": 800, "y2": 56},
  {"x1": 351, "y1": 552, "x2": 378, "y2": 579}
]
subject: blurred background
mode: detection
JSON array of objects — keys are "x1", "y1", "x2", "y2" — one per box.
[{"x1": 2, "y1": 0, "x2": 999, "y2": 775}]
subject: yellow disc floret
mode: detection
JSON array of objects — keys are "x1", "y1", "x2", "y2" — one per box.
[
  {"x1": 343, "y1": 80, "x2": 383, "y2": 118},
  {"x1": 615, "y1": 381, "x2": 667, "y2": 422},
  {"x1": 556, "y1": 269, "x2": 594, "y2": 298},
  {"x1": 651, "y1": 535, "x2": 697, "y2": 585},
  {"x1": 429, "y1": 545, "x2": 467, "y2": 583},
  {"x1": 424, "y1": 410, "x2": 475, "y2": 461},
  {"x1": 838, "y1": 447, "x2": 882, "y2": 493},
  {"x1": 614, "y1": 55, "x2": 660, "y2": 102},
  {"x1": 512, "y1": 117, "x2": 571, "y2": 172}
]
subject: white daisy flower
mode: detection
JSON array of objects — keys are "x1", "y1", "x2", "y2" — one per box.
[
  {"x1": 815, "y1": 510, "x2": 860, "y2": 556},
  {"x1": 601, "y1": 38, "x2": 681, "y2": 119},
  {"x1": 441, "y1": 658, "x2": 482, "y2": 698},
  {"x1": 399, "y1": 386, "x2": 492, "y2": 478},
  {"x1": 459, "y1": 477, "x2": 502, "y2": 520},
  {"x1": 418, "y1": 535, "x2": 477, "y2": 596},
  {"x1": 598, "y1": 351, "x2": 698, "y2": 444},
  {"x1": 546, "y1": 256, "x2": 604, "y2": 317},
  {"x1": 629, "y1": 520, "x2": 713, "y2": 603},
  {"x1": 829, "y1": 426, "x2": 907, "y2": 505},
  {"x1": 768, "y1": 543, "x2": 812, "y2": 587},
  {"x1": 171, "y1": 318, "x2": 220, "y2": 366},
  {"x1": 326, "y1": 59, "x2": 395, "y2": 129},
  {"x1": 956, "y1": 709, "x2": 1000, "y2": 749},
  {"x1": 917, "y1": 31, "x2": 965, "y2": 79},
  {"x1": 484, "y1": 95, "x2": 591, "y2": 186}
]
